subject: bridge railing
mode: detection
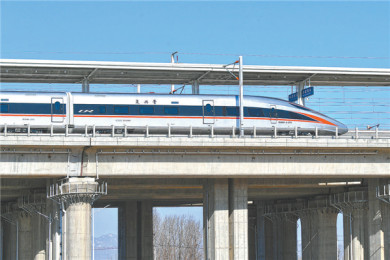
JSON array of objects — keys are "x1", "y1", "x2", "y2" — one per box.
[{"x1": 0, "y1": 124, "x2": 389, "y2": 139}]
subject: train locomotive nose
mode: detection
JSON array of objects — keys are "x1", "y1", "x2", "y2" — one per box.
[{"x1": 337, "y1": 123, "x2": 348, "y2": 135}]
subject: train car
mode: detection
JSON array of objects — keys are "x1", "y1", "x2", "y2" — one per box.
[
  {"x1": 0, "y1": 91, "x2": 348, "y2": 135},
  {"x1": 0, "y1": 91, "x2": 69, "y2": 127}
]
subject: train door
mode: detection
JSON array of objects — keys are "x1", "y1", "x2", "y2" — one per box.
[
  {"x1": 202, "y1": 100, "x2": 215, "y2": 124},
  {"x1": 270, "y1": 105, "x2": 277, "y2": 124},
  {"x1": 51, "y1": 98, "x2": 64, "y2": 123}
]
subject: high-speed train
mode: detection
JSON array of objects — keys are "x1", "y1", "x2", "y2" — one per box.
[{"x1": 0, "y1": 91, "x2": 348, "y2": 135}]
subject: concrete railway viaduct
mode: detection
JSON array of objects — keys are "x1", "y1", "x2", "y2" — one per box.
[{"x1": 1, "y1": 59, "x2": 390, "y2": 260}]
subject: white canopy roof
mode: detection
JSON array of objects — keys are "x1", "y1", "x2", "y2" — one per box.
[{"x1": 1, "y1": 59, "x2": 389, "y2": 86}]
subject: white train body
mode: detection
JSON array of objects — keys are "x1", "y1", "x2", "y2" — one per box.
[{"x1": 0, "y1": 91, "x2": 348, "y2": 135}]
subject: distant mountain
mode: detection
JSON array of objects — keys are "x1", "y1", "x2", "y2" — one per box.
[{"x1": 93, "y1": 233, "x2": 118, "y2": 260}]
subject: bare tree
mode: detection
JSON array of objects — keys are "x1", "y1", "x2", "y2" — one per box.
[{"x1": 154, "y1": 210, "x2": 203, "y2": 260}]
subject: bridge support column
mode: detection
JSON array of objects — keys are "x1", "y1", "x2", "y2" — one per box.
[
  {"x1": 343, "y1": 208, "x2": 369, "y2": 260},
  {"x1": 382, "y1": 201, "x2": 390, "y2": 260},
  {"x1": 270, "y1": 215, "x2": 283, "y2": 259},
  {"x1": 253, "y1": 202, "x2": 267, "y2": 260},
  {"x1": 344, "y1": 215, "x2": 351, "y2": 260},
  {"x1": 374, "y1": 179, "x2": 390, "y2": 260},
  {"x1": 248, "y1": 205, "x2": 256, "y2": 260},
  {"x1": 18, "y1": 211, "x2": 33, "y2": 259},
  {"x1": 17, "y1": 191, "x2": 53, "y2": 260},
  {"x1": 345, "y1": 202, "x2": 368, "y2": 259},
  {"x1": 65, "y1": 196, "x2": 92, "y2": 259},
  {"x1": 118, "y1": 200, "x2": 153, "y2": 260},
  {"x1": 1, "y1": 216, "x2": 17, "y2": 260},
  {"x1": 264, "y1": 216, "x2": 274, "y2": 259},
  {"x1": 252, "y1": 202, "x2": 282, "y2": 260},
  {"x1": 330, "y1": 191, "x2": 369, "y2": 260},
  {"x1": 368, "y1": 179, "x2": 385, "y2": 259},
  {"x1": 280, "y1": 214, "x2": 298, "y2": 260},
  {"x1": 265, "y1": 213, "x2": 297, "y2": 260},
  {"x1": 229, "y1": 179, "x2": 248, "y2": 260},
  {"x1": 203, "y1": 179, "x2": 248, "y2": 260},
  {"x1": 48, "y1": 177, "x2": 106, "y2": 260},
  {"x1": 204, "y1": 179, "x2": 229, "y2": 259},
  {"x1": 32, "y1": 213, "x2": 46, "y2": 259},
  {"x1": 300, "y1": 207, "x2": 338, "y2": 260},
  {"x1": 352, "y1": 207, "x2": 369, "y2": 260}
]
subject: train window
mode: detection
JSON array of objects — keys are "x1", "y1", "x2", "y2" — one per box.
[
  {"x1": 114, "y1": 106, "x2": 129, "y2": 114},
  {"x1": 54, "y1": 101, "x2": 61, "y2": 110},
  {"x1": 248, "y1": 108, "x2": 264, "y2": 117},
  {"x1": 99, "y1": 106, "x2": 106, "y2": 114},
  {"x1": 225, "y1": 107, "x2": 238, "y2": 116},
  {"x1": 289, "y1": 112, "x2": 313, "y2": 121},
  {"x1": 205, "y1": 104, "x2": 213, "y2": 112},
  {"x1": 164, "y1": 106, "x2": 179, "y2": 115},
  {"x1": 139, "y1": 106, "x2": 154, "y2": 115},
  {"x1": 277, "y1": 110, "x2": 289, "y2": 119},
  {"x1": 289, "y1": 112, "x2": 302, "y2": 120},
  {"x1": 0, "y1": 104, "x2": 9, "y2": 113},
  {"x1": 270, "y1": 108, "x2": 278, "y2": 118}
]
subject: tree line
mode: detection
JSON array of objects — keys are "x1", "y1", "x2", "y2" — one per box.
[{"x1": 153, "y1": 211, "x2": 203, "y2": 260}]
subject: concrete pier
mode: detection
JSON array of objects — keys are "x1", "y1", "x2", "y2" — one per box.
[
  {"x1": 368, "y1": 179, "x2": 385, "y2": 259},
  {"x1": 342, "y1": 208, "x2": 368, "y2": 260},
  {"x1": 270, "y1": 215, "x2": 283, "y2": 259},
  {"x1": 281, "y1": 215, "x2": 298, "y2": 260},
  {"x1": 343, "y1": 213, "x2": 351, "y2": 260},
  {"x1": 229, "y1": 179, "x2": 248, "y2": 260},
  {"x1": 331, "y1": 191, "x2": 369, "y2": 260},
  {"x1": 204, "y1": 179, "x2": 249, "y2": 260},
  {"x1": 18, "y1": 211, "x2": 33, "y2": 259},
  {"x1": 261, "y1": 211, "x2": 297, "y2": 260},
  {"x1": 118, "y1": 202, "x2": 137, "y2": 260},
  {"x1": 352, "y1": 207, "x2": 368, "y2": 260},
  {"x1": 264, "y1": 217, "x2": 274, "y2": 259},
  {"x1": 248, "y1": 205, "x2": 256, "y2": 260},
  {"x1": 47, "y1": 177, "x2": 105, "y2": 260},
  {"x1": 2, "y1": 216, "x2": 17, "y2": 260},
  {"x1": 300, "y1": 205, "x2": 338, "y2": 260},
  {"x1": 254, "y1": 202, "x2": 267, "y2": 260},
  {"x1": 253, "y1": 202, "x2": 276, "y2": 260},
  {"x1": 314, "y1": 208, "x2": 338, "y2": 260},
  {"x1": 65, "y1": 200, "x2": 92, "y2": 259},
  {"x1": 376, "y1": 180, "x2": 390, "y2": 260},
  {"x1": 118, "y1": 200, "x2": 154, "y2": 260},
  {"x1": 204, "y1": 179, "x2": 230, "y2": 260},
  {"x1": 32, "y1": 213, "x2": 46, "y2": 259},
  {"x1": 382, "y1": 201, "x2": 390, "y2": 260}
]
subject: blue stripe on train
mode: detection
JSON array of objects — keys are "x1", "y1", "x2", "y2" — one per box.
[
  {"x1": 0, "y1": 102, "x2": 316, "y2": 122},
  {"x1": 0, "y1": 103, "x2": 65, "y2": 114}
]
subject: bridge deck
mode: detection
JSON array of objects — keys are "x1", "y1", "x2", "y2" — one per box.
[{"x1": 1, "y1": 134, "x2": 389, "y2": 148}]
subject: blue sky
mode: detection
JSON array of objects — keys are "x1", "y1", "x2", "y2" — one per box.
[
  {"x1": 1, "y1": 1, "x2": 389, "y2": 255},
  {"x1": 1, "y1": 1, "x2": 389, "y2": 67}
]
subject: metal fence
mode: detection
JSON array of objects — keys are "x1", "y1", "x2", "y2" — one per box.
[{"x1": 1, "y1": 124, "x2": 389, "y2": 139}]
